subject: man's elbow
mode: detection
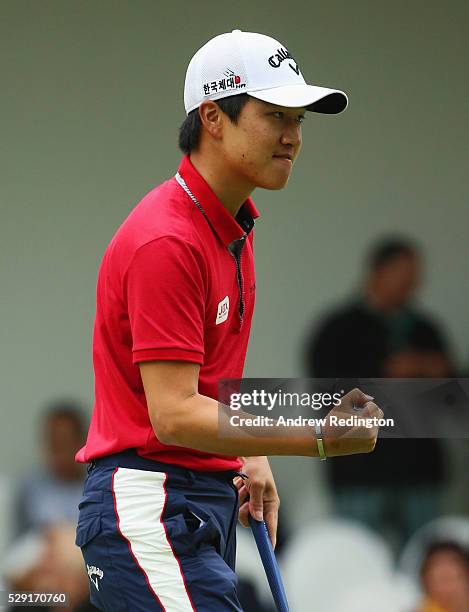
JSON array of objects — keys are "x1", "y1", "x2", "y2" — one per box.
[
  {"x1": 146, "y1": 387, "x2": 199, "y2": 445},
  {"x1": 152, "y1": 414, "x2": 179, "y2": 446},
  {"x1": 149, "y1": 399, "x2": 194, "y2": 446}
]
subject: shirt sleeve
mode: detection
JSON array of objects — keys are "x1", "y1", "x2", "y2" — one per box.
[{"x1": 125, "y1": 236, "x2": 206, "y2": 365}]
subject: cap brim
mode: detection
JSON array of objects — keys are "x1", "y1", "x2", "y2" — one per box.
[{"x1": 247, "y1": 83, "x2": 348, "y2": 114}]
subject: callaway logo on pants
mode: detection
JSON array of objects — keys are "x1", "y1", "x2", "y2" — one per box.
[{"x1": 75, "y1": 450, "x2": 243, "y2": 611}]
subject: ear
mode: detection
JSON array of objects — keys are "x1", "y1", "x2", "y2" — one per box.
[{"x1": 198, "y1": 101, "x2": 224, "y2": 141}]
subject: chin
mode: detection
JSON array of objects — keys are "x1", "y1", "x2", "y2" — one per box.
[
  {"x1": 265, "y1": 177, "x2": 290, "y2": 190},
  {"x1": 257, "y1": 173, "x2": 290, "y2": 190}
]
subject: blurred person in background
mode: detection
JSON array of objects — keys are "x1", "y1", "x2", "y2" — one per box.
[
  {"x1": 417, "y1": 541, "x2": 469, "y2": 612},
  {"x1": 14, "y1": 399, "x2": 87, "y2": 536},
  {"x1": 4, "y1": 524, "x2": 96, "y2": 611},
  {"x1": 3, "y1": 400, "x2": 93, "y2": 610},
  {"x1": 305, "y1": 237, "x2": 453, "y2": 379},
  {"x1": 304, "y1": 236, "x2": 455, "y2": 547}
]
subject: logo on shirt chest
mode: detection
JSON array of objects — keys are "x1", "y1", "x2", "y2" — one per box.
[{"x1": 216, "y1": 296, "x2": 230, "y2": 325}]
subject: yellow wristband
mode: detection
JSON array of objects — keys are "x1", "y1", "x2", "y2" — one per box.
[{"x1": 315, "y1": 422, "x2": 327, "y2": 461}]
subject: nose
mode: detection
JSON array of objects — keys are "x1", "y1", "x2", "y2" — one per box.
[{"x1": 280, "y1": 120, "x2": 301, "y2": 149}]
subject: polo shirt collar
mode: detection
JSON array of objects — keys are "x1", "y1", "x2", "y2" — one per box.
[{"x1": 176, "y1": 154, "x2": 260, "y2": 247}]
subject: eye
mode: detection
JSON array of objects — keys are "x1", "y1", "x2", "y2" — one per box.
[{"x1": 271, "y1": 111, "x2": 305, "y2": 124}]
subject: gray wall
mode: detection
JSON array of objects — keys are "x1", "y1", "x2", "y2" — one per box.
[{"x1": 1, "y1": 0, "x2": 468, "y2": 477}]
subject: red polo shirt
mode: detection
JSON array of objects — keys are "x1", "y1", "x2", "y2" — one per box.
[{"x1": 76, "y1": 154, "x2": 259, "y2": 471}]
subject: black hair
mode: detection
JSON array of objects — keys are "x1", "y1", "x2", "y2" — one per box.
[
  {"x1": 367, "y1": 236, "x2": 419, "y2": 271},
  {"x1": 42, "y1": 398, "x2": 87, "y2": 438},
  {"x1": 178, "y1": 93, "x2": 251, "y2": 154},
  {"x1": 421, "y1": 540, "x2": 469, "y2": 578}
]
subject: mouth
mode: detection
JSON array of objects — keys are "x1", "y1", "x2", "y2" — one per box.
[{"x1": 273, "y1": 155, "x2": 293, "y2": 166}]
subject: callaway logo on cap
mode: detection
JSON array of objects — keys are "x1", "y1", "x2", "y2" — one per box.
[{"x1": 184, "y1": 29, "x2": 348, "y2": 115}]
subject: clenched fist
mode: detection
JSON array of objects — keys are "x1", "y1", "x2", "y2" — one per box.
[{"x1": 322, "y1": 388, "x2": 384, "y2": 457}]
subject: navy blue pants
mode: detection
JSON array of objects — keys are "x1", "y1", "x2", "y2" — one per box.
[{"x1": 75, "y1": 450, "x2": 244, "y2": 611}]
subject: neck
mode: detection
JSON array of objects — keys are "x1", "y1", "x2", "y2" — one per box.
[{"x1": 189, "y1": 149, "x2": 254, "y2": 217}]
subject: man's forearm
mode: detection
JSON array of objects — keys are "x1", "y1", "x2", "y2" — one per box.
[{"x1": 157, "y1": 392, "x2": 320, "y2": 457}]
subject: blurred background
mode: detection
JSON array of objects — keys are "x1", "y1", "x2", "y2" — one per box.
[{"x1": 1, "y1": 0, "x2": 468, "y2": 610}]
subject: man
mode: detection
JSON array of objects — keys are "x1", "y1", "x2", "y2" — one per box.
[
  {"x1": 6, "y1": 401, "x2": 91, "y2": 611},
  {"x1": 305, "y1": 238, "x2": 453, "y2": 379},
  {"x1": 16, "y1": 400, "x2": 87, "y2": 536},
  {"x1": 418, "y1": 541, "x2": 469, "y2": 612},
  {"x1": 76, "y1": 29, "x2": 383, "y2": 611},
  {"x1": 304, "y1": 237, "x2": 454, "y2": 543}
]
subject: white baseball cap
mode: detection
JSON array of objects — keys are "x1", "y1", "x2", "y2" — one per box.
[{"x1": 184, "y1": 29, "x2": 348, "y2": 115}]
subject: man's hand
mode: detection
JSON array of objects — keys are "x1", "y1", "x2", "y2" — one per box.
[
  {"x1": 234, "y1": 456, "x2": 280, "y2": 549},
  {"x1": 323, "y1": 388, "x2": 385, "y2": 457}
]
